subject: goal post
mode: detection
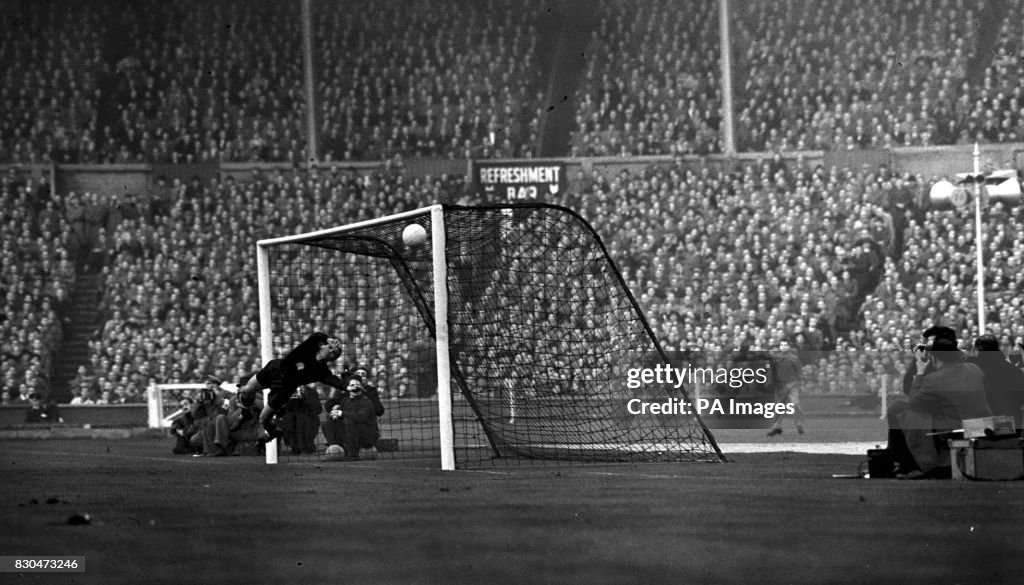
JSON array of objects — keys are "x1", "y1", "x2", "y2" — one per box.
[
  {"x1": 255, "y1": 203, "x2": 725, "y2": 469},
  {"x1": 429, "y1": 205, "x2": 456, "y2": 471}
]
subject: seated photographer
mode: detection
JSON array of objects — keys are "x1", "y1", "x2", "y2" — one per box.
[
  {"x1": 966, "y1": 334, "x2": 1024, "y2": 428},
  {"x1": 322, "y1": 384, "x2": 347, "y2": 449},
  {"x1": 326, "y1": 377, "x2": 379, "y2": 460},
  {"x1": 169, "y1": 397, "x2": 200, "y2": 455},
  {"x1": 200, "y1": 389, "x2": 263, "y2": 457},
  {"x1": 900, "y1": 325, "x2": 959, "y2": 394},
  {"x1": 351, "y1": 365, "x2": 385, "y2": 429},
  {"x1": 279, "y1": 385, "x2": 322, "y2": 455},
  {"x1": 886, "y1": 338, "x2": 992, "y2": 479},
  {"x1": 191, "y1": 375, "x2": 228, "y2": 457}
]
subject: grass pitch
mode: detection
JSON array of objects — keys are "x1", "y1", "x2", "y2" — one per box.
[{"x1": 1, "y1": 436, "x2": 1023, "y2": 585}]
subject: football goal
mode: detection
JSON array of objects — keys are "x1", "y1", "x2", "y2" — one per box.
[{"x1": 256, "y1": 203, "x2": 724, "y2": 469}]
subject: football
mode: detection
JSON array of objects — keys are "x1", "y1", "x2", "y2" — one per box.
[
  {"x1": 402, "y1": 223, "x2": 427, "y2": 246},
  {"x1": 323, "y1": 444, "x2": 345, "y2": 461}
]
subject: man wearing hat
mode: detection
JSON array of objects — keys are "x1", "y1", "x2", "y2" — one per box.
[
  {"x1": 900, "y1": 325, "x2": 958, "y2": 394},
  {"x1": 887, "y1": 337, "x2": 992, "y2": 479}
]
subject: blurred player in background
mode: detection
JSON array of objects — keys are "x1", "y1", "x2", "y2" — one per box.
[
  {"x1": 237, "y1": 332, "x2": 347, "y2": 443},
  {"x1": 766, "y1": 339, "x2": 805, "y2": 436}
]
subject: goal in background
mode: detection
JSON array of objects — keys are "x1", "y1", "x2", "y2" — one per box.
[
  {"x1": 146, "y1": 382, "x2": 234, "y2": 429},
  {"x1": 256, "y1": 204, "x2": 725, "y2": 468}
]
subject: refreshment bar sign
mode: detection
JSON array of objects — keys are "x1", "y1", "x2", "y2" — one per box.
[{"x1": 475, "y1": 161, "x2": 566, "y2": 201}]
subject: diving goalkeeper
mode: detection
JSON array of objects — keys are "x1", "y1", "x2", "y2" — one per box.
[{"x1": 237, "y1": 332, "x2": 348, "y2": 443}]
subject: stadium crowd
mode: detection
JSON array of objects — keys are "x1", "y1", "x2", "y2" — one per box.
[
  {"x1": 0, "y1": 0, "x2": 548, "y2": 165},
  {"x1": 570, "y1": 0, "x2": 1024, "y2": 156},
  {"x1": 3, "y1": 0, "x2": 1024, "y2": 411},
  {"x1": 3, "y1": 153, "x2": 1024, "y2": 407},
  {"x1": 569, "y1": 0, "x2": 723, "y2": 156},
  {"x1": 5, "y1": 0, "x2": 1024, "y2": 165},
  {"x1": 314, "y1": 0, "x2": 548, "y2": 161},
  {"x1": 0, "y1": 170, "x2": 74, "y2": 405}
]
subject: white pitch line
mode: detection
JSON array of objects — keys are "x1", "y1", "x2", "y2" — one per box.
[
  {"x1": 718, "y1": 441, "x2": 881, "y2": 455},
  {"x1": 581, "y1": 471, "x2": 685, "y2": 479}
]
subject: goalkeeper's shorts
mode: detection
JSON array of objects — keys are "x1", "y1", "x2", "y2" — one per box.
[{"x1": 255, "y1": 359, "x2": 291, "y2": 410}]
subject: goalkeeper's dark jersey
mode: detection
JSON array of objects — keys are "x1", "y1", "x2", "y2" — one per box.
[{"x1": 256, "y1": 333, "x2": 347, "y2": 409}]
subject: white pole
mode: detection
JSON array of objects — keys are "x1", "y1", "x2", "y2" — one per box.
[
  {"x1": 718, "y1": 0, "x2": 735, "y2": 155},
  {"x1": 879, "y1": 374, "x2": 888, "y2": 420},
  {"x1": 300, "y1": 0, "x2": 318, "y2": 164},
  {"x1": 973, "y1": 143, "x2": 985, "y2": 335},
  {"x1": 147, "y1": 384, "x2": 162, "y2": 428},
  {"x1": 257, "y1": 242, "x2": 278, "y2": 464},
  {"x1": 431, "y1": 205, "x2": 456, "y2": 471}
]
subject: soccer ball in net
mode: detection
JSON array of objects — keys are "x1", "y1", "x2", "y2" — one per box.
[{"x1": 402, "y1": 223, "x2": 427, "y2": 246}]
